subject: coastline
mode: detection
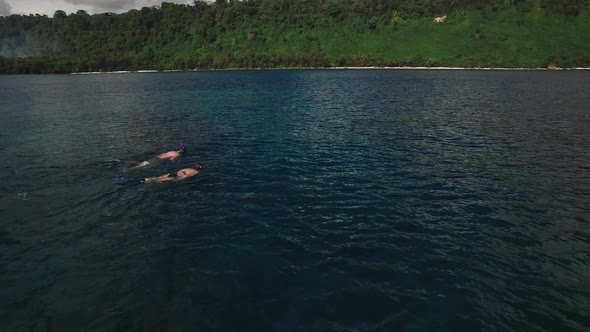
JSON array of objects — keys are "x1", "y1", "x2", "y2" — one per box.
[{"x1": 70, "y1": 66, "x2": 590, "y2": 74}]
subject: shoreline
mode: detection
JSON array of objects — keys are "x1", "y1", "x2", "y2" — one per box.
[{"x1": 70, "y1": 66, "x2": 590, "y2": 74}]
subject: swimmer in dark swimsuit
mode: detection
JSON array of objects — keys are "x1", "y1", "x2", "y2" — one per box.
[{"x1": 142, "y1": 163, "x2": 203, "y2": 183}]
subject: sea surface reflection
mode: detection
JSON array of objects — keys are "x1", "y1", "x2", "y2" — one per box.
[{"x1": 1, "y1": 70, "x2": 589, "y2": 331}]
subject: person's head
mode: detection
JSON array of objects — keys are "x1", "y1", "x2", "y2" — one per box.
[
  {"x1": 194, "y1": 163, "x2": 204, "y2": 170},
  {"x1": 179, "y1": 143, "x2": 187, "y2": 154}
]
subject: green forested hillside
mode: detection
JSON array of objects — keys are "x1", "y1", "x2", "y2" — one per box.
[{"x1": 1, "y1": 0, "x2": 589, "y2": 73}]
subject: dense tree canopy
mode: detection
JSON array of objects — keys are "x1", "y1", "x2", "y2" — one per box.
[{"x1": 0, "y1": 0, "x2": 589, "y2": 73}]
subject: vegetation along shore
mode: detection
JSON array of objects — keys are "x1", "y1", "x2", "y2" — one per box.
[{"x1": 1, "y1": 0, "x2": 589, "y2": 74}]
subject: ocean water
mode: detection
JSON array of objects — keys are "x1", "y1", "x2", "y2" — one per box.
[{"x1": 0, "y1": 70, "x2": 589, "y2": 332}]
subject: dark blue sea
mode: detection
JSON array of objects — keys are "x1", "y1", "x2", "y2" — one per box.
[{"x1": 1, "y1": 70, "x2": 589, "y2": 332}]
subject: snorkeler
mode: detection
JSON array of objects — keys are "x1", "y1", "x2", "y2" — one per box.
[
  {"x1": 116, "y1": 163, "x2": 203, "y2": 184},
  {"x1": 127, "y1": 143, "x2": 188, "y2": 169},
  {"x1": 142, "y1": 163, "x2": 204, "y2": 184}
]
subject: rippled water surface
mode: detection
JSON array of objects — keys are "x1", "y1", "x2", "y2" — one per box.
[{"x1": 1, "y1": 70, "x2": 589, "y2": 331}]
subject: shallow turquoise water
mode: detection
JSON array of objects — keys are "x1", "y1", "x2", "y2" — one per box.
[{"x1": 1, "y1": 70, "x2": 589, "y2": 331}]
